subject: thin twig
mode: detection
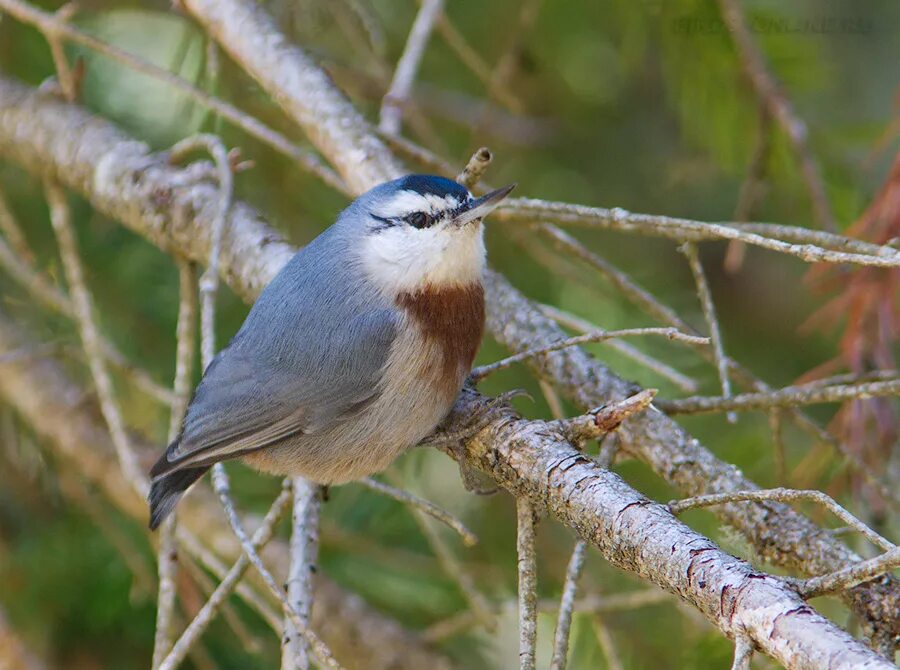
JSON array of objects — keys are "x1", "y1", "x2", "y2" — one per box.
[
  {"x1": 591, "y1": 616, "x2": 623, "y2": 670},
  {"x1": 282, "y1": 478, "x2": 321, "y2": 670},
  {"x1": 0, "y1": 185, "x2": 34, "y2": 261},
  {"x1": 169, "y1": 134, "x2": 233, "y2": 369},
  {"x1": 681, "y1": 242, "x2": 735, "y2": 422},
  {"x1": 211, "y1": 468, "x2": 343, "y2": 670},
  {"x1": 152, "y1": 260, "x2": 198, "y2": 669},
  {"x1": 45, "y1": 181, "x2": 146, "y2": 493},
  {"x1": 360, "y1": 478, "x2": 478, "y2": 546},
  {"x1": 433, "y1": 13, "x2": 522, "y2": 112},
  {"x1": 158, "y1": 483, "x2": 294, "y2": 670},
  {"x1": 668, "y1": 488, "x2": 895, "y2": 553},
  {"x1": 378, "y1": 0, "x2": 444, "y2": 134},
  {"x1": 456, "y1": 147, "x2": 492, "y2": 189},
  {"x1": 560, "y1": 390, "x2": 658, "y2": 447},
  {"x1": 731, "y1": 636, "x2": 754, "y2": 670},
  {"x1": 549, "y1": 540, "x2": 587, "y2": 670},
  {"x1": 537, "y1": 304, "x2": 699, "y2": 393},
  {"x1": 175, "y1": 527, "x2": 283, "y2": 634},
  {"x1": 724, "y1": 106, "x2": 771, "y2": 273},
  {"x1": 516, "y1": 498, "x2": 538, "y2": 670},
  {"x1": 471, "y1": 328, "x2": 708, "y2": 382},
  {"x1": 0, "y1": 0, "x2": 347, "y2": 193},
  {"x1": 399, "y1": 477, "x2": 496, "y2": 629},
  {"x1": 717, "y1": 0, "x2": 835, "y2": 232},
  {"x1": 498, "y1": 199, "x2": 900, "y2": 267},
  {"x1": 794, "y1": 546, "x2": 900, "y2": 599},
  {"x1": 658, "y1": 379, "x2": 900, "y2": 416}
]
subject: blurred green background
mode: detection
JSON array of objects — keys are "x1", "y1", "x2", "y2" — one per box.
[{"x1": 1, "y1": 0, "x2": 898, "y2": 667}]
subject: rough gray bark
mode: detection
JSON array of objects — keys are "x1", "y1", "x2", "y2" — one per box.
[{"x1": 1, "y1": 76, "x2": 897, "y2": 667}]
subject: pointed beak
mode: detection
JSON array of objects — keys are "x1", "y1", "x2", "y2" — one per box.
[{"x1": 453, "y1": 183, "x2": 516, "y2": 227}]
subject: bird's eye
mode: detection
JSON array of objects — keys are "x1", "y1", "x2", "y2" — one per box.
[{"x1": 406, "y1": 211, "x2": 432, "y2": 229}]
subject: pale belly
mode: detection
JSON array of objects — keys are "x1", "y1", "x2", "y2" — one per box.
[{"x1": 240, "y1": 329, "x2": 465, "y2": 484}]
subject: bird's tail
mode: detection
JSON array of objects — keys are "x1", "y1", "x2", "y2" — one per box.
[{"x1": 148, "y1": 465, "x2": 209, "y2": 530}]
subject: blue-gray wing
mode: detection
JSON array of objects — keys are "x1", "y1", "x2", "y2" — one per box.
[{"x1": 154, "y1": 307, "x2": 398, "y2": 474}]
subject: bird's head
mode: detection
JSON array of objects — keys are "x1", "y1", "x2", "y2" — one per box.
[{"x1": 348, "y1": 174, "x2": 514, "y2": 296}]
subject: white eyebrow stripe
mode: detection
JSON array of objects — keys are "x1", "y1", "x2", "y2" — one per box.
[{"x1": 375, "y1": 190, "x2": 465, "y2": 220}]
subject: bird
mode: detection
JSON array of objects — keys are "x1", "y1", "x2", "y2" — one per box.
[{"x1": 148, "y1": 174, "x2": 515, "y2": 529}]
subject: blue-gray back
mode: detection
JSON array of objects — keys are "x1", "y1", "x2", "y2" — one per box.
[{"x1": 167, "y1": 214, "x2": 399, "y2": 465}]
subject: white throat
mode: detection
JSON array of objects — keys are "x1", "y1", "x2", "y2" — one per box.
[{"x1": 360, "y1": 221, "x2": 486, "y2": 295}]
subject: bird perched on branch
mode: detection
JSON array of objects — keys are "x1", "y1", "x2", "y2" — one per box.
[{"x1": 148, "y1": 174, "x2": 514, "y2": 529}]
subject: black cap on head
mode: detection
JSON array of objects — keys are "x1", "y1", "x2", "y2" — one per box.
[{"x1": 397, "y1": 175, "x2": 470, "y2": 200}]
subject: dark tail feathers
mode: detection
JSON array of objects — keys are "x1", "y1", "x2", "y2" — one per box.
[{"x1": 148, "y1": 466, "x2": 209, "y2": 530}]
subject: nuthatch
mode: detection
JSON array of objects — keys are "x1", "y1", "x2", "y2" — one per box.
[{"x1": 149, "y1": 175, "x2": 514, "y2": 529}]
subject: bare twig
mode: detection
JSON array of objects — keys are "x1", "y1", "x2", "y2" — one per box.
[
  {"x1": 282, "y1": 478, "x2": 322, "y2": 670},
  {"x1": 537, "y1": 304, "x2": 699, "y2": 392},
  {"x1": 456, "y1": 147, "x2": 492, "y2": 189},
  {"x1": 158, "y1": 483, "x2": 294, "y2": 670},
  {"x1": 795, "y1": 546, "x2": 900, "y2": 599},
  {"x1": 516, "y1": 498, "x2": 538, "y2": 670},
  {"x1": 680, "y1": 242, "x2": 735, "y2": 422},
  {"x1": 731, "y1": 636, "x2": 754, "y2": 670},
  {"x1": 211, "y1": 468, "x2": 343, "y2": 670},
  {"x1": 359, "y1": 478, "x2": 478, "y2": 546},
  {"x1": 169, "y1": 134, "x2": 233, "y2": 368},
  {"x1": 0, "y1": 0, "x2": 346, "y2": 193},
  {"x1": 470, "y1": 329, "x2": 708, "y2": 381},
  {"x1": 378, "y1": 0, "x2": 444, "y2": 134},
  {"x1": 433, "y1": 13, "x2": 522, "y2": 113},
  {"x1": 560, "y1": 390, "x2": 658, "y2": 447},
  {"x1": 498, "y1": 199, "x2": 900, "y2": 267},
  {"x1": 152, "y1": 260, "x2": 198, "y2": 669},
  {"x1": 717, "y1": 0, "x2": 835, "y2": 232},
  {"x1": 724, "y1": 106, "x2": 771, "y2": 273},
  {"x1": 658, "y1": 379, "x2": 900, "y2": 416},
  {"x1": 0, "y1": 185, "x2": 34, "y2": 261},
  {"x1": 45, "y1": 181, "x2": 146, "y2": 493},
  {"x1": 592, "y1": 616, "x2": 623, "y2": 670},
  {"x1": 397, "y1": 475, "x2": 496, "y2": 629},
  {"x1": 668, "y1": 488, "x2": 895, "y2": 553},
  {"x1": 549, "y1": 540, "x2": 587, "y2": 670}
]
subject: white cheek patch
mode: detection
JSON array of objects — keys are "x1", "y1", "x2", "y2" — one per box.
[
  {"x1": 360, "y1": 221, "x2": 486, "y2": 295},
  {"x1": 374, "y1": 191, "x2": 467, "y2": 220}
]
